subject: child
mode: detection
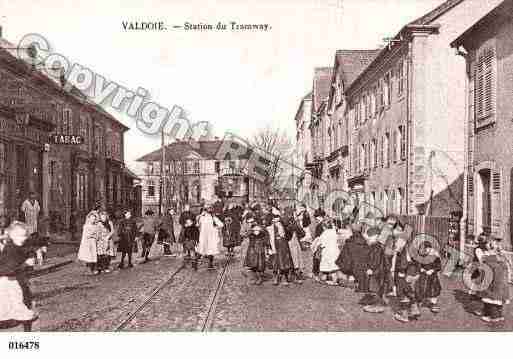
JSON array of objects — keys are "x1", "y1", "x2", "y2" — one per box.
[
  {"x1": 140, "y1": 210, "x2": 159, "y2": 263},
  {"x1": 244, "y1": 224, "x2": 270, "y2": 285},
  {"x1": 222, "y1": 209, "x2": 241, "y2": 257},
  {"x1": 0, "y1": 214, "x2": 10, "y2": 250},
  {"x1": 311, "y1": 219, "x2": 343, "y2": 286},
  {"x1": 0, "y1": 221, "x2": 39, "y2": 331},
  {"x1": 182, "y1": 218, "x2": 200, "y2": 270},
  {"x1": 362, "y1": 226, "x2": 386, "y2": 313},
  {"x1": 117, "y1": 210, "x2": 138, "y2": 269},
  {"x1": 311, "y1": 209, "x2": 326, "y2": 281},
  {"x1": 393, "y1": 236, "x2": 421, "y2": 323},
  {"x1": 474, "y1": 237, "x2": 510, "y2": 323},
  {"x1": 415, "y1": 241, "x2": 442, "y2": 313}
]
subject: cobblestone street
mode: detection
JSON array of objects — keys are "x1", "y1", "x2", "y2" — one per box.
[{"x1": 9, "y1": 243, "x2": 512, "y2": 332}]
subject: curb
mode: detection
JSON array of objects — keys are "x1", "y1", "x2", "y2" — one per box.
[{"x1": 29, "y1": 259, "x2": 75, "y2": 278}]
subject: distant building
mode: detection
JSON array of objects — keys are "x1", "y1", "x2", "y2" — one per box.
[
  {"x1": 294, "y1": 91, "x2": 313, "y2": 207},
  {"x1": 451, "y1": 0, "x2": 513, "y2": 247},
  {"x1": 135, "y1": 139, "x2": 269, "y2": 213}
]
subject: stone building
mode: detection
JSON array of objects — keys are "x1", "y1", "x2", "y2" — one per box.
[
  {"x1": 0, "y1": 34, "x2": 137, "y2": 231},
  {"x1": 333, "y1": 0, "x2": 503, "y2": 218},
  {"x1": 451, "y1": 0, "x2": 513, "y2": 248},
  {"x1": 294, "y1": 92, "x2": 313, "y2": 206},
  {"x1": 306, "y1": 67, "x2": 332, "y2": 209},
  {"x1": 135, "y1": 139, "x2": 269, "y2": 214}
]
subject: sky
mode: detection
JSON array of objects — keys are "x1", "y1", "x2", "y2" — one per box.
[{"x1": 1, "y1": 0, "x2": 448, "y2": 170}]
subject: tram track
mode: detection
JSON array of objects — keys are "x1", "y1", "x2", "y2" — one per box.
[{"x1": 113, "y1": 256, "x2": 232, "y2": 332}]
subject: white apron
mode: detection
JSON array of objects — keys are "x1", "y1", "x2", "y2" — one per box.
[{"x1": 196, "y1": 213, "x2": 223, "y2": 256}]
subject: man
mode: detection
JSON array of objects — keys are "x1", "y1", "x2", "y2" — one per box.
[
  {"x1": 20, "y1": 192, "x2": 40, "y2": 235},
  {"x1": 21, "y1": 192, "x2": 44, "y2": 265}
]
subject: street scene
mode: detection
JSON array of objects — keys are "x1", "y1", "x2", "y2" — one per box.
[{"x1": 1, "y1": 0, "x2": 513, "y2": 334}]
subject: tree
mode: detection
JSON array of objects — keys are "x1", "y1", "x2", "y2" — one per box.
[{"x1": 250, "y1": 123, "x2": 294, "y2": 199}]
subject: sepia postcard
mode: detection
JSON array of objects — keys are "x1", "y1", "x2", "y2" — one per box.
[{"x1": 0, "y1": 0, "x2": 512, "y2": 357}]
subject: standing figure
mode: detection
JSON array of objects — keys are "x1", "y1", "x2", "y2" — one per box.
[
  {"x1": 473, "y1": 237, "x2": 510, "y2": 323},
  {"x1": 178, "y1": 204, "x2": 196, "y2": 258},
  {"x1": 140, "y1": 210, "x2": 159, "y2": 263},
  {"x1": 159, "y1": 208, "x2": 177, "y2": 257},
  {"x1": 77, "y1": 211, "x2": 100, "y2": 274},
  {"x1": 311, "y1": 208, "x2": 326, "y2": 281},
  {"x1": 415, "y1": 241, "x2": 442, "y2": 314},
  {"x1": 362, "y1": 226, "x2": 386, "y2": 313},
  {"x1": 296, "y1": 203, "x2": 312, "y2": 246},
  {"x1": 20, "y1": 192, "x2": 40, "y2": 235},
  {"x1": 268, "y1": 214, "x2": 294, "y2": 286},
  {"x1": 117, "y1": 210, "x2": 138, "y2": 269},
  {"x1": 283, "y1": 207, "x2": 306, "y2": 284},
  {"x1": 393, "y1": 236, "x2": 421, "y2": 323},
  {"x1": 196, "y1": 203, "x2": 223, "y2": 270},
  {"x1": 244, "y1": 224, "x2": 271, "y2": 285},
  {"x1": 182, "y1": 218, "x2": 200, "y2": 270},
  {"x1": 0, "y1": 222, "x2": 39, "y2": 332},
  {"x1": 222, "y1": 204, "x2": 242, "y2": 256},
  {"x1": 311, "y1": 219, "x2": 342, "y2": 285},
  {"x1": 97, "y1": 211, "x2": 115, "y2": 273}
]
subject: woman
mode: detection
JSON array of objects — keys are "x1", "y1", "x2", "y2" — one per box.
[
  {"x1": 244, "y1": 223, "x2": 271, "y2": 285},
  {"x1": 159, "y1": 208, "x2": 177, "y2": 257},
  {"x1": 117, "y1": 210, "x2": 138, "y2": 269},
  {"x1": 267, "y1": 214, "x2": 294, "y2": 286},
  {"x1": 196, "y1": 203, "x2": 223, "y2": 269},
  {"x1": 97, "y1": 211, "x2": 115, "y2": 273},
  {"x1": 282, "y1": 207, "x2": 306, "y2": 284},
  {"x1": 222, "y1": 204, "x2": 242, "y2": 256},
  {"x1": 77, "y1": 211, "x2": 100, "y2": 274}
]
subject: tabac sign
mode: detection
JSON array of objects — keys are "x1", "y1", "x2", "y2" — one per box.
[{"x1": 50, "y1": 134, "x2": 85, "y2": 145}]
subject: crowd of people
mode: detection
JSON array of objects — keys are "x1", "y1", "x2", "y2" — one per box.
[{"x1": 0, "y1": 194, "x2": 511, "y2": 331}]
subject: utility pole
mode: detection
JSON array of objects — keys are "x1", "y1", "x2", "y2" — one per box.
[{"x1": 159, "y1": 129, "x2": 165, "y2": 216}]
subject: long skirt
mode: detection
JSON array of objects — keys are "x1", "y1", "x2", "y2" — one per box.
[
  {"x1": 244, "y1": 242, "x2": 267, "y2": 272},
  {"x1": 288, "y1": 237, "x2": 303, "y2": 270},
  {"x1": 415, "y1": 272, "x2": 441, "y2": 300},
  {"x1": 77, "y1": 237, "x2": 97, "y2": 263},
  {"x1": 273, "y1": 239, "x2": 293, "y2": 273},
  {"x1": 0, "y1": 276, "x2": 35, "y2": 322}
]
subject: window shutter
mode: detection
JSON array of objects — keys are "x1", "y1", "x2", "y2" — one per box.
[
  {"x1": 491, "y1": 169, "x2": 502, "y2": 237},
  {"x1": 475, "y1": 47, "x2": 495, "y2": 120}
]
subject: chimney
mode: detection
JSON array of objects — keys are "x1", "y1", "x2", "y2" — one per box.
[{"x1": 59, "y1": 68, "x2": 67, "y2": 87}]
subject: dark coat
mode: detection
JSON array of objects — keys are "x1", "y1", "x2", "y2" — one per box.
[
  {"x1": 367, "y1": 242, "x2": 385, "y2": 295},
  {"x1": 271, "y1": 223, "x2": 294, "y2": 272},
  {"x1": 477, "y1": 254, "x2": 510, "y2": 304},
  {"x1": 117, "y1": 218, "x2": 138, "y2": 253},
  {"x1": 395, "y1": 248, "x2": 421, "y2": 301},
  {"x1": 244, "y1": 231, "x2": 270, "y2": 272},
  {"x1": 222, "y1": 213, "x2": 241, "y2": 248},
  {"x1": 158, "y1": 214, "x2": 176, "y2": 244},
  {"x1": 336, "y1": 232, "x2": 369, "y2": 291},
  {"x1": 415, "y1": 254, "x2": 442, "y2": 300},
  {"x1": 182, "y1": 225, "x2": 199, "y2": 251}
]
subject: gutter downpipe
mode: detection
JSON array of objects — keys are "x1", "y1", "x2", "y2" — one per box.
[{"x1": 456, "y1": 46, "x2": 469, "y2": 266}]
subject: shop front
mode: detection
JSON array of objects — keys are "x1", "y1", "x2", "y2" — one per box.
[{"x1": 0, "y1": 107, "x2": 53, "y2": 219}]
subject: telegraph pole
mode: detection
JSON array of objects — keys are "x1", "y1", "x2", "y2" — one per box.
[{"x1": 159, "y1": 129, "x2": 165, "y2": 216}]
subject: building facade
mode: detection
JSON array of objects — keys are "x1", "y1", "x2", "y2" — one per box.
[
  {"x1": 0, "y1": 36, "x2": 137, "y2": 232},
  {"x1": 451, "y1": 0, "x2": 513, "y2": 249},
  {"x1": 334, "y1": 0, "x2": 504, "y2": 219},
  {"x1": 136, "y1": 139, "x2": 268, "y2": 214},
  {"x1": 294, "y1": 92, "x2": 313, "y2": 207}
]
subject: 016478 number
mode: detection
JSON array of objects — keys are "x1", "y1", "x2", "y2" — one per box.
[{"x1": 8, "y1": 341, "x2": 39, "y2": 350}]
